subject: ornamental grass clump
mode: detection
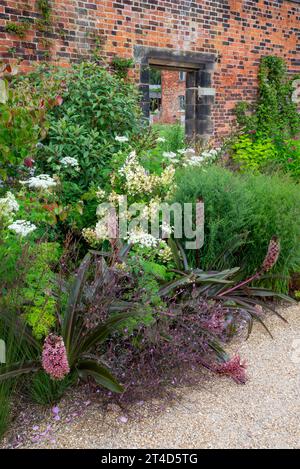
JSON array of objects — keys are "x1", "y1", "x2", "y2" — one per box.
[{"x1": 172, "y1": 165, "x2": 300, "y2": 293}]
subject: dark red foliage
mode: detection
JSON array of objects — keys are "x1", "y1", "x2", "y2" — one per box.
[{"x1": 101, "y1": 299, "x2": 246, "y2": 405}]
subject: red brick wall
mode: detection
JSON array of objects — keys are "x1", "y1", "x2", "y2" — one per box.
[
  {"x1": 0, "y1": 0, "x2": 299, "y2": 139},
  {"x1": 160, "y1": 70, "x2": 185, "y2": 124}
]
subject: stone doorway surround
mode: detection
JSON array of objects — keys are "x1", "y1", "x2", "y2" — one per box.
[{"x1": 134, "y1": 46, "x2": 217, "y2": 138}]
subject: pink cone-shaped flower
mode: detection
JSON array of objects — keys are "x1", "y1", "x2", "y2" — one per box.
[
  {"x1": 262, "y1": 236, "x2": 280, "y2": 272},
  {"x1": 42, "y1": 334, "x2": 70, "y2": 380},
  {"x1": 214, "y1": 355, "x2": 247, "y2": 384}
]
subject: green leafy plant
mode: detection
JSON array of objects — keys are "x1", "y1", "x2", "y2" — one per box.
[
  {"x1": 152, "y1": 123, "x2": 185, "y2": 153},
  {"x1": 235, "y1": 56, "x2": 300, "y2": 139},
  {"x1": 37, "y1": 0, "x2": 52, "y2": 24},
  {"x1": 0, "y1": 72, "x2": 49, "y2": 181},
  {"x1": 0, "y1": 384, "x2": 10, "y2": 439},
  {"x1": 268, "y1": 137, "x2": 300, "y2": 180},
  {"x1": 111, "y1": 57, "x2": 134, "y2": 79},
  {"x1": 16, "y1": 62, "x2": 145, "y2": 229},
  {"x1": 22, "y1": 243, "x2": 61, "y2": 339},
  {"x1": 0, "y1": 310, "x2": 38, "y2": 438},
  {"x1": 230, "y1": 134, "x2": 278, "y2": 172},
  {"x1": 5, "y1": 22, "x2": 30, "y2": 38}
]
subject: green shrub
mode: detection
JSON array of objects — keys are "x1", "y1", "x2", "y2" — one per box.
[
  {"x1": 0, "y1": 240, "x2": 61, "y2": 339},
  {"x1": 172, "y1": 165, "x2": 300, "y2": 292},
  {"x1": 0, "y1": 322, "x2": 10, "y2": 438},
  {"x1": 10, "y1": 62, "x2": 147, "y2": 230},
  {"x1": 0, "y1": 311, "x2": 39, "y2": 439},
  {"x1": 233, "y1": 56, "x2": 300, "y2": 181},
  {"x1": 152, "y1": 123, "x2": 185, "y2": 153},
  {"x1": 22, "y1": 242, "x2": 61, "y2": 339},
  {"x1": 0, "y1": 99, "x2": 43, "y2": 181},
  {"x1": 270, "y1": 138, "x2": 300, "y2": 180},
  {"x1": 231, "y1": 134, "x2": 278, "y2": 172},
  {"x1": 111, "y1": 57, "x2": 134, "y2": 79},
  {"x1": 230, "y1": 134, "x2": 300, "y2": 181},
  {"x1": 145, "y1": 123, "x2": 185, "y2": 174},
  {"x1": 36, "y1": 63, "x2": 142, "y2": 186}
]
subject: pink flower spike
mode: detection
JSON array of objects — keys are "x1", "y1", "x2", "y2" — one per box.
[{"x1": 42, "y1": 334, "x2": 70, "y2": 380}]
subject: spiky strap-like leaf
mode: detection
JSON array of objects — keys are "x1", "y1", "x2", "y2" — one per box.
[
  {"x1": 77, "y1": 359, "x2": 123, "y2": 393},
  {"x1": 0, "y1": 361, "x2": 40, "y2": 382}
]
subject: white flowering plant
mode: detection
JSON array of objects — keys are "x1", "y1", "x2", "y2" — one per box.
[
  {"x1": 82, "y1": 147, "x2": 177, "y2": 267},
  {"x1": 20, "y1": 174, "x2": 57, "y2": 191},
  {"x1": 161, "y1": 146, "x2": 222, "y2": 168},
  {"x1": 7, "y1": 220, "x2": 37, "y2": 237},
  {"x1": 0, "y1": 191, "x2": 19, "y2": 225}
]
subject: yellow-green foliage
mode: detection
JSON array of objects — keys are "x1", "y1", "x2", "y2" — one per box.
[
  {"x1": 231, "y1": 135, "x2": 278, "y2": 172},
  {"x1": 22, "y1": 242, "x2": 61, "y2": 339}
]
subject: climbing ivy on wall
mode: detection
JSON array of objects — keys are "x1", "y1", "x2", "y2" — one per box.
[
  {"x1": 235, "y1": 56, "x2": 300, "y2": 138},
  {"x1": 37, "y1": 0, "x2": 52, "y2": 24}
]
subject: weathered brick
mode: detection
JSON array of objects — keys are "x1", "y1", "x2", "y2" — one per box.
[{"x1": 0, "y1": 0, "x2": 299, "y2": 139}]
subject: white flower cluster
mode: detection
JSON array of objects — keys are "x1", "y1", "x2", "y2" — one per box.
[
  {"x1": 94, "y1": 209, "x2": 118, "y2": 240},
  {"x1": 115, "y1": 135, "x2": 129, "y2": 143},
  {"x1": 96, "y1": 188, "x2": 106, "y2": 201},
  {"x1": 161, "y1": 221, "x2": 173, "y2": 236},
  {"x1": 162, "y1": 147, "x2": 221, "y2": 167},
  {"x1": 128, "y1": 229, "x2": 159, "y2": 248},
  {"x1": 157, "y1": 137, "x2": 166, "y2": 143},
  {"x1": 95, "y1": 220, "x2": 110, "y2": 240},
  {"x1": 20, "y1": 174, "x2": 57, "y2": 190},
  {"x1": 119, "y1": 151, "x2": 175, "y2": 196},
  {"x1": 140, "y1": 197, "x2": 161, "y2": 221},
  {"x1": 127, "y1": 228, "x2": 173, "y2": 262},
  {"x1": 0, "y1": 191, "x2": 19, "y2": 223},
  {"x1": 163, "y1": 151, "x2": 179, "y2": 163},
  {"x1": 8, "y1": 219, "x2": 37, "y2": 237},
  {"x1": 157, "y1": 242, "x2": 173, "y2": 263},
  {"x1": 82, "y1": 227, "x2": 100, "y2": 247},
  {"x1": 60, "y1": 157, "x2": 80, "y2": 171}
]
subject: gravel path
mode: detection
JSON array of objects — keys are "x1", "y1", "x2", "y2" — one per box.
[{"x1": 4, "y1": 304, "x2": 300, "y2": 449}]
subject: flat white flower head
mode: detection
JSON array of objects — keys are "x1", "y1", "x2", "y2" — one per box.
[
  {"x1": 115, "y1": 136, "x2": 129, "y2": 143},
  {"x1": 20, "y1": 174, "x2": 57, "y2": 190},
  {"x1": 60, "y1": 157, "x2": 80, "y2": 170},
  {"x1": 127, "y1": 229, "x2": 159, "y2": 248},
  {"x1": 163, "y1": 151, "x2": 177, "y2": 160},
  {"x1": 8, "y1": 220, "x2": 37, "y2": 237},
  {"x1": 157, "y1": 137, "x2": 166, "y2": 143}
]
